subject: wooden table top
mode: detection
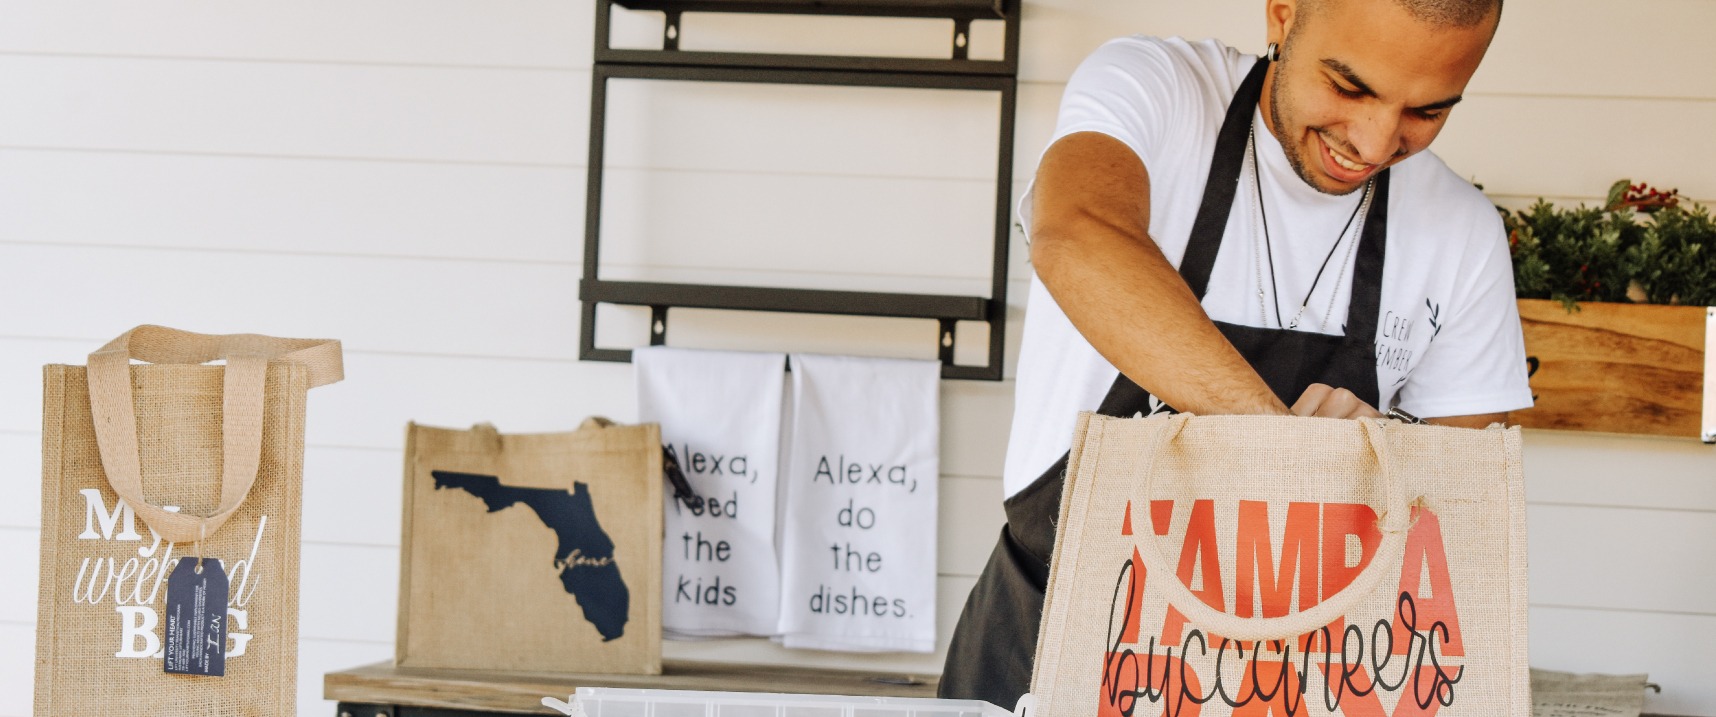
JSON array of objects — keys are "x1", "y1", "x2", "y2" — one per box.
[
  {"x1": 327, "y1": 662, "x2": 1693, "y2": 717},
  {"x1": 325, "y1": 660, "x2": 942, "y2": 715}
]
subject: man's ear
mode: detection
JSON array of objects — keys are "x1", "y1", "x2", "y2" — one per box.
[{"x1": 1265, "y1": 0, "x2": 1299, "y2": 47}]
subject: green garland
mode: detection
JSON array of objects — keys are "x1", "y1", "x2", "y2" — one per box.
[{"x1": 1502, "y1": 180, "x2": 1713, "y2": 309}]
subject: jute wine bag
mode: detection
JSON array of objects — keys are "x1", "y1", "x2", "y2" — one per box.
[
  {"x1": 1029, "y1": 413, "x2": 1529, "y2": 717},
  {"x1": 397, "y1": 419, "x2": 662, "y2": 674},
  {"x1": 35, "y1": 325, "x2": 342, "y2": 717}
]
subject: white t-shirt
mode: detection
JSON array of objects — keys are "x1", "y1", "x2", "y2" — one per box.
[{"x1": 1002, "y1": 36, "x2": 1533, "y2": 498}]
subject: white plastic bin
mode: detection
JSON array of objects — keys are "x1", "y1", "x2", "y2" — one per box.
[{"x1": 546, "y1": 687, "x2": 1012, "y2": 717}]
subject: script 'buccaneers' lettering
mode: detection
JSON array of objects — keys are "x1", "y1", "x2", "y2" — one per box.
[{"x1": 1098, "y1": 501, "x2": 1464, "y2": 716}]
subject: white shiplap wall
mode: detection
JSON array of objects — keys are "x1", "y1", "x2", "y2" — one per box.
[{"x1": 1, "y1": 1, "x2": 1712, "y2": 715}]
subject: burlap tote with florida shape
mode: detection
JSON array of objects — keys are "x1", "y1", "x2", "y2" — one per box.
[
  {"x1": 1028, "y1": 413, "x2": 1528, "y2": 717},
  {"x1": 35, "y1": 325, "x2": 343, "y2": 717},
  {"x1": 398, "y1": 419, "x2": 662, "y2": 674}
]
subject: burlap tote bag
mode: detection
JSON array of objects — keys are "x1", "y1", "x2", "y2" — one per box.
[
  {"x1": 35, "y1": 325, "x2": 342, "y2": 716},
  {"x1": 1028, "y1": 413, "x2": 1528, "y2": 717},
  {"x1": 397, "y1": 419, "x2": 662, "y2": 675}
]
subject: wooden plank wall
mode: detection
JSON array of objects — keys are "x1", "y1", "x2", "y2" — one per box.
[{"x1": 0, "y1": 1, "x2": 1712, "y2": 715}]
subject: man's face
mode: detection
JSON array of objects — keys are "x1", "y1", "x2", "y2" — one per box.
[{"x1": 1261, "y1": 0, "x2": 1496, "y2": 195}]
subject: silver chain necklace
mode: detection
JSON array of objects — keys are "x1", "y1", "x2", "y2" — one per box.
[{"x1": 1247, "y1": 125, "x2": 1373, "y2": 331}]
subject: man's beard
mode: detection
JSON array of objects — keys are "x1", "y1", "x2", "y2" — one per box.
[{"x1": 1266, "y1": 57, "x2": 1365, "y2": 197}]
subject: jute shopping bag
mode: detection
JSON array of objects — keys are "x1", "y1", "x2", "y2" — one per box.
[
  {"x1": 397, "y1": 419, "x2": 662, "y2": 674},
  {"x1": 1029, "y1": 413, "x2": 1528, "y2": 717},
  {"x1": 35, "y1": 325, "x2": 342, "y2": 716}
]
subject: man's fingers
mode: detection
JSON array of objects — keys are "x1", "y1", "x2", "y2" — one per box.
[
  {"x1": 1291, "y1": 384, "x2": 1382, "y2": 419},
  {"x1": 1290, "y1": 383, "x2": 1332, "y2": 417},
  {"x1": 1325, "y1": 388, "x2": 1360, "y2": 417},
  {"x1": 1348, "y1": 398, "x2": 1384, "y2": 419},
  {"x1": 1326, "y1": 389, "x2": 1382, "y2": 419}
]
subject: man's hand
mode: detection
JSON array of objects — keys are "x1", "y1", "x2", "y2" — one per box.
[
  {"x1": 1290, "y1": 383, "x2": 1383, "y2": 419},
  {"x1": 1273, "y1": 385, "x2": 1515, "y2": 428},
  {"x1": 1288, "y1": 385, "x2": 1510, "y2": 426}
]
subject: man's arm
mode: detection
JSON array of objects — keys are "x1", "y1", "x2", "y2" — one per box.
[{"x1": 1031, "y1": 131, "x2": 1293, "y2": 416}]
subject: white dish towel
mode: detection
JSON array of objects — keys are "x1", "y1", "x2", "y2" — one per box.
[
  {"x1": 636, "y1": 346, "x2": 787, "y2": 638},
  {"x1": 776, "y1": 353, "x2": 940, "y2": 652}
]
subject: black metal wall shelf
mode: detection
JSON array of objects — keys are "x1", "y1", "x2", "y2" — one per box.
[
  {"x1": 608, "y1": 0, "x2": 1004, "y2": 19},
  {"x1": 580, "y1": 0, "x2": 1019, "y2": 380}
]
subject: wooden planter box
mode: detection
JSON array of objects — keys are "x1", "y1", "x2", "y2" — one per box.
[{"x1": 1515, "y1": 298, "x2": 1715, "y2": 442}]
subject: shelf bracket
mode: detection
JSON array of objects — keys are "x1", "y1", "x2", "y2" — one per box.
[
  {"x1": 650, "y1": 306, "x2": 670, "y2": 347},
  {"x1": 937, "y1": 319, "x2": 957, "y2": 365},
  {"x1": 663, "y1": 11, "x2": 682, "y2": 51}
]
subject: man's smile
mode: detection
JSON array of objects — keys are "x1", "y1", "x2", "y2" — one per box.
[{"x1": 1314, "y1": 130, "x2": 1379, "y2": 184}]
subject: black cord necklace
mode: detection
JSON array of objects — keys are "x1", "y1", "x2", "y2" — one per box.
[{"x1": 1250, "y1": 125, "x2": 1372, "y2": 330}]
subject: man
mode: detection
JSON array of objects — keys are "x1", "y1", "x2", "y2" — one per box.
[{"x1": 939, "y1": 0, "x2": 1532, "y2": 708}]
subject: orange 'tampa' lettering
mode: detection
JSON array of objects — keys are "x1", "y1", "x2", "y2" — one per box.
[
  {"x1": 1392, "y1": 508, "x2": 1463, "y2": 656},
  {"x1": 1235, "y1": 501, "x2": 1321, "y2": 619},
  {"x1": 1159, "y1": 500, "x2": 1224, "y2": 645},
  {"x1": 1318, "y1": 502, "x2": 1382, "y2": 641}
]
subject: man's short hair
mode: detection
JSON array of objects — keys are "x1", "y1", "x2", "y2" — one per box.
[{"x1": 1303, "y1": 0, "x2": 1502, "y2": 28}]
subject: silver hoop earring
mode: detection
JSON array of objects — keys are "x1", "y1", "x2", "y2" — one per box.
[{"x1": 1265, "y1": 42, "x2": 1281, "y2": 62}]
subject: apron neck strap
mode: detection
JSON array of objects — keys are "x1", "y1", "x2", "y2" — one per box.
[
  {"x1": 1345, "y1": 170, "x2": 1389, "y2": 343},
  {"x1": 1178, "y1": 57, "x2": 1271, "y2": 300}
]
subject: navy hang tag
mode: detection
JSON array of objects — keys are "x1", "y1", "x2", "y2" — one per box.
[{"x1": 163, "y1": 557, "x2": 229, "y2": 677}]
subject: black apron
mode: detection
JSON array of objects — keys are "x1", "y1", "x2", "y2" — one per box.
[{"x1": 937, "y1": 57, "x2": 1391, "y2": 709}]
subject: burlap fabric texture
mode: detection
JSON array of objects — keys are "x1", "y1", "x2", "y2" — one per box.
[
  {"x1": 397, "y1": 419, "x2": 663, "y2": 675},
  {"x1": 1028, "y1": 413, "x2": 1529, "y2": 717},
  {"x1": 35, "y1": 326, "x2": 342, "y2": 717}
]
